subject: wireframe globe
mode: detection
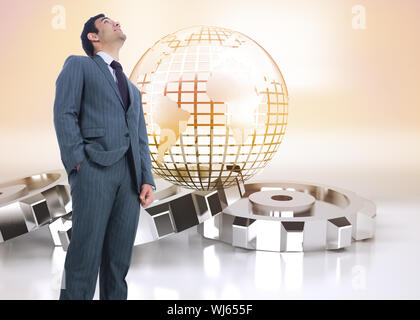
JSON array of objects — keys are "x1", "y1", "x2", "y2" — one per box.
[{"x1": 129, "y1": 25, "x2": 289, "y2": 191}]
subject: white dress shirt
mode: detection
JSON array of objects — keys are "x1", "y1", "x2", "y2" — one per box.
[{"x1": 96, "y1": 51, "x2": 117, "y2": 83}]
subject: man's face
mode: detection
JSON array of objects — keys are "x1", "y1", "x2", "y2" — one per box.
[{"x1": 91, "y1": 16, "x2": 126, "y2": 45}]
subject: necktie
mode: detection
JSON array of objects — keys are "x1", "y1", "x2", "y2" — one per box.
[{"x1": 110, "y1": 60, "x2": 130, "y2": 111}]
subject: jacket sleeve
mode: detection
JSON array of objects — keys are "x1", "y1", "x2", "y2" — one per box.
[
  {"x1": 53, "y1": 55, "x2": 86, "y2": 173},
  {"x1": 138, "y1": 89, "x2": 156, "y2": 190}
]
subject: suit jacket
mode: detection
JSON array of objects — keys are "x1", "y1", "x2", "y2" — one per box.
[{"x1": 53, "y1": 54, "x2": 155, "y2": 194}]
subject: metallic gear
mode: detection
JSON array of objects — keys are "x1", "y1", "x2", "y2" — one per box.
[
  {"x1": 197, "y1": 180, "x2": 376, "y2": 252},
  {"x1": 0, "y1": 171, "x2": 71, "y2": 243},
  {"x1": 0, "y1": 171, "x2": 375, "y2": 253}
]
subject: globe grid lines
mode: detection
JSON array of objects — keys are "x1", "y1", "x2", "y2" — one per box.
[
  {"x1": 149, "y1": 51, "x2": 188, "y2": 188},
  {"x1": 131, "y1": 26, "x2": 289, "y2": 190},
  {"x1": 163, "y1": 26, "x2": 242, "y2": 52},
  {"x1": 147, "y1": 78, "x2": 286, "y2": 189},
  {"x1": 139, "y1": 78, "x2": 287, "y2": 189},
  {"x1": 261, "y1": 81, "x2": 288, "y2": 163},
  {"x1": 193, "y1": 46, "x2": 203, "y2": 190},
  {"x1": 243, "y1": 81, "x2": 287, "y2": 179}
]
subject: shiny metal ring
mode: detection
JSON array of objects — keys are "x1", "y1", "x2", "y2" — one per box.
[
  {"x1": 0, "y1": 171, "x2": 72, "y2": 243},
  {"x1": 0, "y1": 171, "x2": 376, "y2": 253},
  {"x1": 197, "y1": 180, "x2": 376, "y2": 252}
]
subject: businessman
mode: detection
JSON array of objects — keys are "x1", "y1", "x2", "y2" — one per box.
[{"x1": 53, "y1": 13, "x2": 156, "y2": 300}]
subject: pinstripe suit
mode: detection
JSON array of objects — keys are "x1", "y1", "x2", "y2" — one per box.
[{"x1": 53, "y1": 53, "x2": 155, "y2": 300}]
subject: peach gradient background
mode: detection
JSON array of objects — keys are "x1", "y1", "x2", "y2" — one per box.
[{"x1": 0, "y1": 0, "x2": 419, "y2": 201}]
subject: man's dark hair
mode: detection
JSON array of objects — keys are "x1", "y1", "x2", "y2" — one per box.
[{"x1": 81, "y1": 13, "x2": 105, "y2": 56}]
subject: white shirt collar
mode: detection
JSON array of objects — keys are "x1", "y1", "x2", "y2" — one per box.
[{"x1": 96, "y1": 51, "x2": 114, "y2": 66}]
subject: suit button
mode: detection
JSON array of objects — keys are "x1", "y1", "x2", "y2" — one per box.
[{"x1": 125, "y1": 133, "x2": 129, "y2": 137}]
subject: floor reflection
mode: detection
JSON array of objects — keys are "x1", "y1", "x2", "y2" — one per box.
[
  {"x1": 203, "y1": 245, "x2": 221, "y2": 278},
  {"x1": 0, "y1": 200, "x2": 418, "y2": 299},
  {"x1": 50, "y1": 247, "x2": 66, "y2": 292},
  {"x1": 254, "y1": 251, "x2": 282, "y2": 291}
]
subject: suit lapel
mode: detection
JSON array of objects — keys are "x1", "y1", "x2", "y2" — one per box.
[
  {"x1": 91, "y1": 54, "x2": 125, "y2": 110},
  {"x1": 126, "y1": 76, "x2": 136, "y2": 116}
]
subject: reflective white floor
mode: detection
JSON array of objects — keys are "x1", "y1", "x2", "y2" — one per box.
[{"x1": 0, "y1": 197, "x2": 419, "y2": 299}]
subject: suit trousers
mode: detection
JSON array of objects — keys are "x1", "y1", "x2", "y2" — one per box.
[{"x1": 59, "y1": 147, "x2": 141, "y2": 300}]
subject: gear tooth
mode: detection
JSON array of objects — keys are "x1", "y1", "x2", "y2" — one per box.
[
  {"x1": 1, "y1": 174, "x2": 377, "y2": 253},
  {"x1": 58, "y1": 229, "x2": 72, "y2": 251},
  {"x1": 0, "y1": 206, "x2": 29, "y2": 241},
  {"x1": 19, "y1": 193, "x2": 50, "y2": 229},
  {"x1": 326, "y1": 217, "x2": 352, "y2": 250},
  {"x1": 0, "y1": 171, "x2": 70, "y2": 244},
  {"x1": 232, "y1": 217, "x2": 257, "y2": 250},
  {"x1": 355, "y1": 199, "x2": 376, "y2": 240},
  {"x1": 280, "y1": 221, "x2": 304, "y2": 252},
  {"x1": 198, "y1": 182, "x2": 376, "y2": 252},
  {"x1": 353, "y1": 212, "x2": 376, "y2": 241},
  {"x1": 345, "y1": 197, "x2": 376, "y2": 241},
  {"x1": 303, "y1": 220, "x2": 327, "y2": 251},
  {"x1": 48, "y1": 213, "x2": 72, "y2": 248},
  {"x1": 42, "y1": 184, "x2": 69, "y2": 219}
]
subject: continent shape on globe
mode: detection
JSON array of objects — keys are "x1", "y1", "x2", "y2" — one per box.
[
  {"x1": 152, "y1": 95, "x2": 191, "y2": 167},
  {"x1": 130, "y1": 26, "x2": 289, "y2": 190}
]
